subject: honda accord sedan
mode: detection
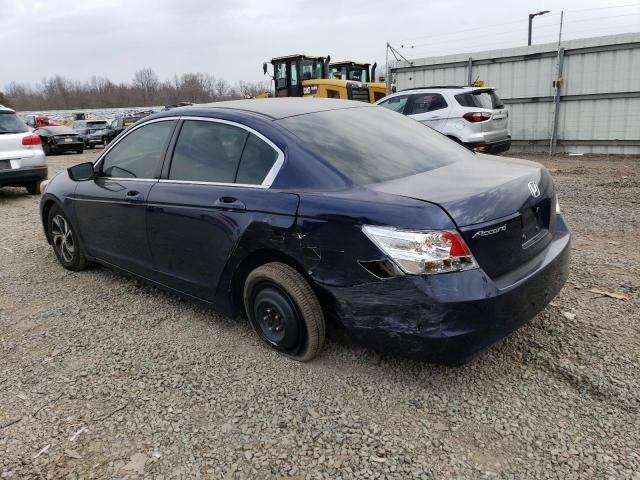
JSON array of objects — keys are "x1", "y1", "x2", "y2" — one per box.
[{"x1": 39, "y1": 99, "x2": 570, "y2": 364}]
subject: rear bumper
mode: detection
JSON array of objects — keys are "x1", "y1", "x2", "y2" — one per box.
[
  {"x1": 51, "y1": 142, "x2": 84, "y2": 152},
  {"x1": 85, "y1": 136, "x2": 104, "y2": 145},
  {"x1": 465, "y1": 137, "x2": 511, "y2": 154},
  {"x1": 325, "y1": 215, "x2": 570, "y2": 364},
  {"x1": 0, "y1": 166, "x2": 48, "y2": 186}
]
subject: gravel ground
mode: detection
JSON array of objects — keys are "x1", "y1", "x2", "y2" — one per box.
[{"x1": 1, "y1": 150, "x2": 639, "y2": 479}]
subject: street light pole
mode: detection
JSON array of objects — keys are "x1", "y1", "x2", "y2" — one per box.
[{"x1": 528, "y1": 10, "x2": 550, "y2": 46}]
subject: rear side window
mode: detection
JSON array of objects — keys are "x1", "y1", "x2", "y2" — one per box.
[
  {"x1": 169, "y1": 120, "x2": 248, "y2": 183},
  {"x1": 101, "y1": 120, "x2": 175, "y2": 178},
  {"x1": 455, "y1": 90, "x2": 504, "y2": 109},
  {"x1": 236, "y1": 134, "x2": 279, "y2": 185},
  {"x1": 0, "y1": 112, "x2": 29, "y2": 134},
  {"x1": 408, "y1": 93, "x2": 448, "y2": 114}
]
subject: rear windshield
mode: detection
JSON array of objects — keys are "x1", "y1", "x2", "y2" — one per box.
[
  {"x1": 455, "y1": 90, "x2": 504, "y2": 109},
  {"x1": 0, "y1": 112, "x2": 30, "y2": 134},
  {"x1": 277, "y1": 107, "x2": 472, "y2": 185}
]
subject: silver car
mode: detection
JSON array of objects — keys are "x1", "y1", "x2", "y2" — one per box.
[
  {"x1": 376, "y1": 86, "x2": 511, "y2": 154},
  {"x1": 0, "y1": 105, "x2": 47, "y2": 194},
  {"x1": 72, "y1": 119, "x2": 110, "y2": 149}
]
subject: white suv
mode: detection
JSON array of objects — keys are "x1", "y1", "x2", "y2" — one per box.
[
  {"x1": 376, "y1": 86, "x2": 511, "y2": 154},
  {"x1": 0, "y1": 105, "x2": 47, "y2": 194}
]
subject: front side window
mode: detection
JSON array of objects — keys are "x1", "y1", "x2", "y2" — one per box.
[
  {"x1": 100, "y1": 120, "x2": 175, "y2": 179},
  {"x1": 409, "y1": 93, "x2": 448, "y2": 114},
  {"x1": 169, "y1": 120, "x2": 248, "y2": 183},
  {"x1": 290, "y1": 61, "x2": 298, "y2": 86},
  {"x1": 377, "y1": 95, "x2": 408, "y2": 113}
]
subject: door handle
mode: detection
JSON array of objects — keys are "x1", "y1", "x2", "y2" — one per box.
[
  {"x1": 125, "y1": 190, "x2": 144, "y2": 202},
  {"x1": 213, "y1": 196, "x2": 246, "y2": 210}
]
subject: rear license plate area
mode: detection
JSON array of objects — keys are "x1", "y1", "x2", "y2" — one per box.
[
  {"x1": 521, "y1": 206, "x2": 544, "y2": 246},
  {"x1": 0, "y1": 160, "x2": 11, "y2": 170}
]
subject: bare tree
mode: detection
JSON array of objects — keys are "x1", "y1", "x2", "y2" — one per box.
[
  {"x1": 213, "y1": 78, "x2": 232, "y2": 99},
  {"x1": 3, "y1": 69, "x2": 248, "y2": 110},
  {"x1": 133, "y1": 67, "x2": 160, "y2": 104}
]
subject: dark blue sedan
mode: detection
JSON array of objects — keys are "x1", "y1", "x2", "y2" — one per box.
[{"x1": 39, "y1": 99, "x2": 570, "y2": 364}]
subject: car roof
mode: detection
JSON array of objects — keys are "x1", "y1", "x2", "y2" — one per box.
[
  {"x1": 0, "y1": 105, "x2": 16, "y2": 113},
  {"x1": 154, "y1": 98, "x2": 374, "y2": 121},
  {"x1": 397, "y1": 86, "x2": 494, "y2": 93}
]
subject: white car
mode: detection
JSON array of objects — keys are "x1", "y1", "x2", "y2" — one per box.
[
  {"x1": 0, "y1": 105, "x2": 48, "y2": 194},
  {"x1": 376, "y1": 86, "x2": 511, "y2": 154}
]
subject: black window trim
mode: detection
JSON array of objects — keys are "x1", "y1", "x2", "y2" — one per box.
[{"x1": 160, "y1": 116, "x2": 285, "y2": 189}]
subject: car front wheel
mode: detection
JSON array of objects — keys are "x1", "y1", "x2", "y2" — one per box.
[
  {"x1": 244, "y1": 262, "x2": 325, "y2": 362},
  {"x1": 47, "y1": 205, "x2": 89, "y2": 271}
]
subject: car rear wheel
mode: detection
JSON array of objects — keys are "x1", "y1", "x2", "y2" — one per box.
[
  {"x1": 244, "y1": 262, "x2": 325, "y2": 362},
  {"x1": 26, "y1": 181, "x2": 41, "y2": 195},
  {"x1": 47, "y1": 205, "x2": 89, "y2": 271},
  {"x1": 76, "y1": 147, "x2": 84, "y2": 154}
]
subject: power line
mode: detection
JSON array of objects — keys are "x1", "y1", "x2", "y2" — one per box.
[
  {"x1": 397, "y1": 11, "x2": 638, "y2": 53},
  {"x1": 392, "y1": 3, "x2": 639, "y2": 44}
]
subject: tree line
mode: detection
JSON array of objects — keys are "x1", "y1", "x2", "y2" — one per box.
[{"x1": 1, "y1": 67, "x2": 271, "y2": 111}]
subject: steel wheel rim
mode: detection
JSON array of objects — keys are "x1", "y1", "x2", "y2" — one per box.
[
  {"x1": 253, "y1": 285, "x2": 301, "y2": 351},
  {"x1": 51, "y1": 214, "x2": 75, "y2": 263}
]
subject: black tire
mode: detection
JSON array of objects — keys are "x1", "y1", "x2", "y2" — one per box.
[
  {"x1": 88, "y1": 144, "x2": 95, "y2": 149},
  {"x1": 26, "y1": 181, "x2": 42, "y2": 195},
  {"x1": 76, "y1": 148, "x2": 84, "y2": 154},
  {"x1": 47, "y1": 205, "x2": 90, "y2": 271},
  {"x1": 244, "y1": 262, "x2": 325, "y2": 362}
]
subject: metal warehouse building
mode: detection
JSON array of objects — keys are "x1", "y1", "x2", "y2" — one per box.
[{"x1": 391, "y1": 32, "x2": 640, "y2": 155}]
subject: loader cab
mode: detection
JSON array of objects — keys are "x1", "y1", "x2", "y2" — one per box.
[
  {"x1": 330, "y1": 61, "x2": 372, "y2": 83},
  {"x1": 268, "y1": 54, "x2": 326, "y2": 98}
]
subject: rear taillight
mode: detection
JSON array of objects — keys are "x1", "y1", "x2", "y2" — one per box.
[
  {"x1": 463, "y1": 112, "x2": 491, "y2": 123},
  {"x1": 22, "y1": 134, "x2": 41, "y2": 146},
  {"x1": 361, "y1": 225, "x2": 478, "y2": 275}
]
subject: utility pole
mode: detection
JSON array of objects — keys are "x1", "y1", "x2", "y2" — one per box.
[
  {"x1": 528, "y1": 10, "x2": 550, "y2": 46},
  {"x1": 550, "y1": 11, "x2": 564, "y2": 155},
  {"x1": 385, "y1": 42, "x2": 413, "y2": 94}
]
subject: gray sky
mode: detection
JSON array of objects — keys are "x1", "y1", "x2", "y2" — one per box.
[{"x1": 2, "y1": 0, "x2": 638, "y2": 88}]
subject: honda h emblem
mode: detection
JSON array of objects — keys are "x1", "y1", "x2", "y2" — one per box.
[{"x1": 528, "y1": 181, "x2": 541, "y2": 198}]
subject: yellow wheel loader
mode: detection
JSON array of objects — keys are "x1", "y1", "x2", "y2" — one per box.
[
  {"x1": 329, "y1": 60, "x2": 391, "y2": 103},
  {"x1": 262, "y1": 54, "x2": 370, "y2": 102}
]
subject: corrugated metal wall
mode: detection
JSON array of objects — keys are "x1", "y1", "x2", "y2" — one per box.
[{"x1": 391, "y1": 33, "x2": 640, "y2": 154}]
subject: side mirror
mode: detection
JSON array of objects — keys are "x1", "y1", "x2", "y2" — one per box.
[
  {"x1": 68, "y1": 162, "x2": 96, "y2": 182},
  {"x1": 262, "y1": 62, "x2": 268, "y2": 75}
]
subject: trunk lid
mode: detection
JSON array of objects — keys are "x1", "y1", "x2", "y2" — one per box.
[{"x1": 369, "y1": 154, "x2": 557, "y2": 278}]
